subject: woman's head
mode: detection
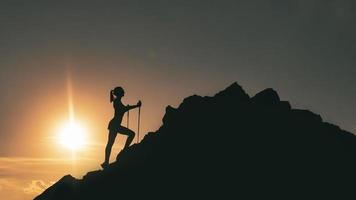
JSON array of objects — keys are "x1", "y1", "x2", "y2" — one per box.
[{"x1": 110, "y1": 87, "x2": 125, "y2": 102}]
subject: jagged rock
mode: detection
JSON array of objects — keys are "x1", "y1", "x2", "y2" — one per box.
[
  {"x1": 252, "y1": 88, "x2": 280, "y2": 104},
  {"x1": 35, "y1": 82, "x2": 356, "y2": 200},
  {"x1": 214, "y1": 82, "x2": 250, "y2": 103},
  {"x1": 36, "y1": 175, "x2": 78, "y2": 200}
]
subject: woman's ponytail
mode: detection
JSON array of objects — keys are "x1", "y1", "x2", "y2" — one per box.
[{"x1": 110, "y1": 90, "x2": 114, "y2": 102}]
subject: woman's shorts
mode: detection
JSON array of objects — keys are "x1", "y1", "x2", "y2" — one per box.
[{"x1": 108, "y1": 119, "x2": 120, "y2": 131}]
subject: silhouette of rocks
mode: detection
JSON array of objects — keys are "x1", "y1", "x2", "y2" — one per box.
[{"x1": 35, "y1": 82, "x2": 356, "y2": 200}]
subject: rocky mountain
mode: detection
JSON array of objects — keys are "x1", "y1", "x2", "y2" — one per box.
[{"x1": 35, "y1": 82, "x2": 356, "y2": 199}]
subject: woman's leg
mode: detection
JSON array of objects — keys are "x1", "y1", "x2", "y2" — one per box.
[
  {"x1": 117, "y1": 126, "x2": 135, "y2": 149},
  {"x1": 103, "y1": 130, "x2": 117, "y2": 165}
]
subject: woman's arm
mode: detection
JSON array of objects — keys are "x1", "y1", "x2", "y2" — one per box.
[
  {"x1": 125, "y1": 100, "x2": 142, "y2": 111},
  {"x1": 126, "y1": 104, "x2": 139, "y2": 110}
]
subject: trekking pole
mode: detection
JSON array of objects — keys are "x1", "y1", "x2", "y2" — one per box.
[
  {"x1": 137, "y1": 106, "x2": 141, "y2": 143},
  {"x1": 127, "y1": 108, "x2": 130, "y2": 128}
]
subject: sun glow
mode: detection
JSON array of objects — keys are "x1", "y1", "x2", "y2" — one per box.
[{"x1": 58, "y1": 121, "x2": 86, "y2": 150}]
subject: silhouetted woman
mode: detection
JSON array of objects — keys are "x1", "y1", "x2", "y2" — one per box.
[{"x1": 102, "y1": 87, "x2": 141, "y2": 169}]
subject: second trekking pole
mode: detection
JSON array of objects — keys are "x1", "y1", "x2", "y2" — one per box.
[{"x1": 137, "y1": 106, "x2": 141, "y2": 143}]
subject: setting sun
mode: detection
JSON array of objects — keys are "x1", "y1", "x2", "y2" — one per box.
[{"x1": 58, "y1": 121, "x2": 86, "y2": 151}]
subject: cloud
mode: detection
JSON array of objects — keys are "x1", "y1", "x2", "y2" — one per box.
[
  {"x1": 0, "y1": 178, "x2": 54, "y2": 200},
  {"x1": 0, "y1": 156, "x2": 101, "y2": 200},
  {"x1": 0, "y1": 178, "x2": 30, "y2": 200},
  {"x1": 23, "y1": 180, "x2": 53, "y2": 195}
]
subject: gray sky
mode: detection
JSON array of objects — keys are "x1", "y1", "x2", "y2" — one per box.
[{"x1": 1, "y1": 0, "x2": 356, "y2": 157}]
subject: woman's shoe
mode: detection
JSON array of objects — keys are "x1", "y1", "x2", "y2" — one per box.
[{"x1": 101, "y1": 162, "x2": 109, "y2": 169}]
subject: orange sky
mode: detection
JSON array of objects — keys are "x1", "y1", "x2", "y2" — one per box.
[
  {"x1": 0, "y1": 58, "x2": 236, "y2": 200},
  {"x1": 1, "y1": 1, "x2": 356, "y2": 199}
]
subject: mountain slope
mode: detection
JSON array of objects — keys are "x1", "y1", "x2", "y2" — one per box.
[{"x1": 35, "y1": 82, "x2": 356, "y2": 199}]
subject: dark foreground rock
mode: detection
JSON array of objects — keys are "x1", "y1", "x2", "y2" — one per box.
[{"x1": 35, "y1": 82, "x2": 356, "y2": 199}]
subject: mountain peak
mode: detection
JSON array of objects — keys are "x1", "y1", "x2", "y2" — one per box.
[
  {"x1": 214, "y1": 82, "x2": 249, "y2": 101},
  {"x1": 36, "y1": 82, "x2": 356, "y2": 200}
]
